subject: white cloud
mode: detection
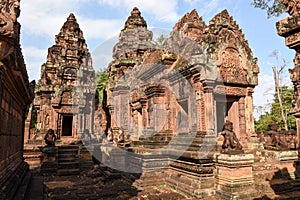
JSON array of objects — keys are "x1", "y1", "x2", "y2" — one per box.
[
  {"x1": 253, "y1": 73, "x2": 275, "y2": 119},
  {"x1": 78, "y1": 17, "x2": 123, "y2": 41},
  {"x1": 21, "y1": 46, "x2": 48, "y2": 81},
  {"x1": 20, "y1": 0, "x2": 81, "y2": 37},
  {"x1": 182, "y1": 0, "x2": 221, "y2": 18},
  {"x1": 19, "y1": 0, "x2": 122, "y2": 40},
  {"x1": 98, "y1": 0, "x2": 179, "y2": 22},
  {"x1": 253, "y1": 72, "x2": 292, "y2": 119},
  {"x1": 18, "y1": 0, "x2": 124, "y2": 80}
]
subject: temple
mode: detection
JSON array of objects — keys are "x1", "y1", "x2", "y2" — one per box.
[
  {"x1": 25, "y1": 13, "x2": 95, "y2": 143},
  {"x1": 105, "y1": 7, "x2": 259, "y2": 150},
  {"x1": 98, "y1": 7, "x2": 300, "y2": 199},
  {"x1": 20, "y1": 4, "x2": 300, "y2": 199}
]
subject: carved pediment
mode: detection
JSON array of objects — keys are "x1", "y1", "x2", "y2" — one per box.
[
  {"x1": 282, "y1": 0, "x2": 300, "y2": 16},
  {"x1": 206, "y1": 10, "x2": 259, "y2": 86},
  {"x1": 218, "y1": 43, "x2": 247, "y2": 84},
  {"x1": 173, "y1": 9, "x2": 206, "y2": 41}
]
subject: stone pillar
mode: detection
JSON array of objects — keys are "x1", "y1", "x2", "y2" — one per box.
[
  {"x1": 297, "y1": 118, "x2": 300, "y2": 146},
  {"x1": 245, "y1": 87, "x2": 255, "y2": 138},
  {"x1": 24, "y1": 103, "x2": 33, "y2": 143},
  {"x1": 113, "y1": 86, "x2": 130, "y2": 130},
  {"x1": 141, "y1": 100, "x2": 148, "y2": 132},
  {"x1": 203, "y1": 81, "x2": 215, "y2": 133},
  {"x1": 276, "y1": 1, "x2": 300, "y2": 146},
  {"x1": 238, "y1": 97, "x2": 246, "y2": 135},
  {"x1": 214, "y1": 153, "x2": 257, "y2": 199}
]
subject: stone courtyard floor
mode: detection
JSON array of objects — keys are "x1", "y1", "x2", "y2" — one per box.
[{"x1": 25, "y1": 164, "x2": 190, "y2": 200}]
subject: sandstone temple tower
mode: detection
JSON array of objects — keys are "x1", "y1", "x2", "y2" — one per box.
[{"x1": 32, "y1": 13, "x2": 94, "y2": 142}]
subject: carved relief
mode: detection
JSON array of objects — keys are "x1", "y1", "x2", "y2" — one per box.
[
  {"x1": 219, "y1": 46, "x2": 247, "y2": 84},
  {"x1": 278, "y1": 1, "x2": 300, "y2": 119},
  {"x1": 33, "y1": 13, "x2": 94, "y2": 139},
  {"x1": 286, "y1": 32, "x2": 300, "y2": 48},
  {"x1": 214, "y1": 85, "x2": 247, "y2": 96},
  {"x1": 0, "y1": 0, "x2": 20, "y2": 60},
  {"x1": 282, "y1": 0, "x2": 300, "y2": 16}
]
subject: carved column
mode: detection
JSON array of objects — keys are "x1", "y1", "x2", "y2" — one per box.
[
  {"x1": 238, "y1": 97, "x2": 246, "y2": 140},
  {"x1": 24, "y1": 103, "x2": 33, "y2": 143},
  {"x1": 203, "y1": 80, "x2": 216, "y2": 134},
  {"x1": 276, "y1": 0, "x2": 300, "y2": 146},
  {"x1": 141, "y1": 99, "x2": 148, "y2": 129},
  {"x1": 245, "y1": 87, "x2": 255, "y2": 138},
  {"x1": 112, "y1": 86, "x2": 130, "y2": 130}
]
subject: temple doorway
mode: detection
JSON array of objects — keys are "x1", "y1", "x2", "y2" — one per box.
[
  {"x1": 216, "y1": 98, "x2": 240, "y2": 136},
  {"x1": 216, "y1": 101, "x2": 232, "y2": 133},
  {"x1": 62, "y1": 115, "x2": 73, "y2": 136}
]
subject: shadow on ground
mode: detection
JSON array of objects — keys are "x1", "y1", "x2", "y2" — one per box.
[{"x1": 41, "y1": 164, "x2": 185, "y2": 200}]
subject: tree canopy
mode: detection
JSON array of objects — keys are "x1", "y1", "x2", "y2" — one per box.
[
  {"x1": 251, "y1": 0, "x2": 286, "y2": 17},
  {"x1": 96, "y1": 69, "x2": 109, "y2": 105},
  {"x1": 255, "y1": 86, "x2": 296, "y2": 131}
]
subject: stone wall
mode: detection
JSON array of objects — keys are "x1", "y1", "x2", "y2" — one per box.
[
  {"x1": 277, "y1": 0, "x2": 300, "y2": 146},
  {"x1": 0, "y1": 0, "x2": 33, "y2": 198}
]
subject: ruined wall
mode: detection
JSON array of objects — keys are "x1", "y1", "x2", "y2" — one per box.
[{"x1": 0, "y1": 0, "x2": 33, "y2": 198}]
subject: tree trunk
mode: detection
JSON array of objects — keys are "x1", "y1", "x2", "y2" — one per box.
[{"x1": 273, "y1": 67, "x2": 288, "y2": 130}]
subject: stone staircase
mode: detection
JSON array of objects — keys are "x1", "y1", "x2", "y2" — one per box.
[
  {"x1": 57, "y1": 145, "x2": 81, "y2": 176},
  {"x1": 37, "y1": 144, "x2": 94, "y2": 176}
]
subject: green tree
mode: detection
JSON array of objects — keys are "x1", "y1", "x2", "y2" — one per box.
[
  {"x1": 96, "y1": 69, "x2": 109, "y2": 104},
  {"x1": 255, "y1": 112, "x2": 273, "y2": 131},
  {"x1": 154, "y1": 34, "x2": 167, "y2": 48},
  {"x1": 24, "y1": 105, "x2": 37, "y2": 129},
  {"x1": 251, "y1": 0, "x2": 286, "y2": 17},
  {"x1": 30, "y1": 107, "x2": 37, "y2": 129},
  {"x1": 271, "y1": 50, "x2": 288, "y2": 130},
  {"x1": 255, "y1": 86, "x2": 296, "y2": 131}
]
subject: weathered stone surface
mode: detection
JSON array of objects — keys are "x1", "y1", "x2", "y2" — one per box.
[
  {"x1": 277, "y1": 0, "x2": 300, "y2": 148},
  {"x1": 104, "y1": 8, "x2": 259, "y2": 159},
  {"x1": 0, "y1": 1, "x2": 33, "y2": 199},
  {"x1": 29, "y1": 13, "x2": 95, "y2": 143},
  {"x1": 19, "y1": 5, "x2": 300, "y2": 200},
  {"x1": 99, "y1": 7, "x2": 262, "y2": 199},
  {"x1": 215, "y1": 153, "x2": 257, "y2": 199}
]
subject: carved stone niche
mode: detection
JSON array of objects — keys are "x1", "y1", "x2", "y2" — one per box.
[{"x1": 218, "y1": 43, "x2": 247, "y2": 85}]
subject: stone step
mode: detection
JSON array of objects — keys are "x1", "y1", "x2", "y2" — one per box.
[
  {"x1": 58, "y1": 158, "x2": 78, "y2": 163},
  {"x1": 58, "y1": 161, "x2": 80, "y2": 169},
  {"x1": 40, "y1": 167, "x2": 57, "y2": 174},
  {"x1": 58, "y1": 145, "x2": 79, "y2": 149},
  {"x1": 292, "y1": 179, "x2": 300, "y2": 190},
  {"x1": 57, "y1": 168, "x2": 80, "y2": 176},
  {"x1": 58, "y1": 153, "x2": 79, "y2": 158},
  {"x1": 58, "y1": 149, "x2": 79, "y2": 154}
]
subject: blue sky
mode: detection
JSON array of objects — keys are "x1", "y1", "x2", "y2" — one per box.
[{"x1": 18, "y1": 0, "x2": 295, "y2": 118}]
